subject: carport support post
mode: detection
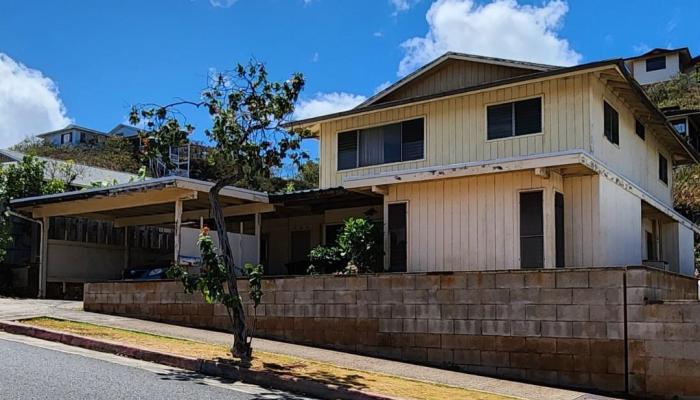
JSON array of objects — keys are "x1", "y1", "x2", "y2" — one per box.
[
  {"x1": 39, "y1": 217, "x2": 49, "y2": 298},
  {"x1": 254, "y1": 213, "x2": 261, "y2": 265},
  {"x1": 174, "y1": 199, "x2": 183, "y2": 265}
]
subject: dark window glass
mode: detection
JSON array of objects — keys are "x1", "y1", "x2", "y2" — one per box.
[
  {"x1": 324, "y1": 224, "x2": 343, "y2": 246},
  {"x1": 401, "y1": 118, "x2": 424, "y2": 161},
  {"x1": 388, "y1": 203, "x2": 407, "y2": 272},
  {"x1": 383, "y1": 123, "x2": 402, "y2": 164},
  {"x1": 555, "y1": 192, "x2": 565, "y2": 268},
  {"x1": 645, "y1": 231, "x2": 656, "y2": 260},
  {"x1": 635, "y1": 119, "x2": 645, "y2": 140},
  {"x1": 337, "y1": 118, "x2": 424, "y2": 170},
  {"x1": 659, "y1": 153, "x2": 668, "y2": 184},
  {"x1": 604, "y1": 102, "x2": 619, "y2": 145},
  {"x1": 514, "y1": 98, "x2": 542, "y2": 136},
  {"x1": 520, "y1": 191, "x2": 544, "y2": 269},
  {"x1": 337, "y1": 131, "x2": 358, "y2": 170},
  {"x1": 488, "y1": 98, "x2": 542, "y2": 140},
  {"x1": 646, "y1": 56, "x2": 666, "y2": 72},
  {"x1": 487, "y1": 103, "x2": 513, "y2": 139}
]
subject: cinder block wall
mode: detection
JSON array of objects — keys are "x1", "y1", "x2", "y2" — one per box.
[
  {"x1": 84, "y1": 268, "x2": 630, "y2": 392},
  {"x1": 85, "y1": 267, "x2": 699, "y2": 397}
]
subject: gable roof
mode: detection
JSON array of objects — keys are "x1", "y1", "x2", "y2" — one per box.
[
  {"x1": 356, "y1": 52, "x2": 560, "y2": 109},
  {"x1": 288, "y1": 58, "x2": 699, "y2": 165},
  {"x1": 34, "y1": 124, "x2": 108, "y2": 138}
]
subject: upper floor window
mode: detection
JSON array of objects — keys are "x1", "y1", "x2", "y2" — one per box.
[
  {"x1": 659, "y1": 153, "x2": 668, "y2": 184},
  {"x1": 337, "y1": 118, "x2": 424, "y2": 171},
  {"x1": 635, "y1": 119, "x2": 645, "y2": 140},
  {"x1": 671, "y1": 119, "x2": 687, "y2": 135},
  {"x1": 487, "y1": 97, "x2": 542, "y2": 140},
  {"x1": 603, "y1": 101, "x2": 619, "y2": 146},
  {"x1": 60, "y1": 132, "x2": 72, "y2": 145},
  {"x1": 646, "y1": 56, "x2": 666, "y2": 72}
]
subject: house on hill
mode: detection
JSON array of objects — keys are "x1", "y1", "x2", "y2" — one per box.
[{"x1": 624, "y1": 47, "x2": 699, "y2": 85}]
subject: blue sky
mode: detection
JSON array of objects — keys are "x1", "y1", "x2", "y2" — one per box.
[{"x1": 1, "y1": 0, "x2": 698, "y2": 160}]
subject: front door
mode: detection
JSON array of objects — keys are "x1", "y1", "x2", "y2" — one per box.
[{"x1": 520, "y1": 191, "x2": 544, "y2": 268}]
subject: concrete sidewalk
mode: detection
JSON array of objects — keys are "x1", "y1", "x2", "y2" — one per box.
[{"x1": 0, "y1": 298, "x2": 615, "y2": 400}]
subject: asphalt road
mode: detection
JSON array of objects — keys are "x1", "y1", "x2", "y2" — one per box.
[{"x1": 0, "y1": 332, "x2": 313, "y2": 400}]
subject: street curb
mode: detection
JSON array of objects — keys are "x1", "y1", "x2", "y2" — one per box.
[{"x1": 0, "y1": 320, "x2": 400, "y2": 400}]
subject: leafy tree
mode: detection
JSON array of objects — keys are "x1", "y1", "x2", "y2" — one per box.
[
  {"x1": 131, "y1": 60, "x2": 307, "y2": 360},
  {"x1": 0, "y1": 156, "x2": 68, "y2": 280},
  {"x1": 645, "y1": 70, "x2": 700, "y2": 110},
  {"x1": 13, "y1": 136, "x2": 142, "y2": 174}
]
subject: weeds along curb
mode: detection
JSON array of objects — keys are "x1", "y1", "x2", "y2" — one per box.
[{"x1": 0, "y1": 320, "x2": 399, "y2": 400}]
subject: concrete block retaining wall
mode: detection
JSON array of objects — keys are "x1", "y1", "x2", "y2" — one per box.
[{"x1": 85, "y1": 266, "x2": 698, "y2": 398}]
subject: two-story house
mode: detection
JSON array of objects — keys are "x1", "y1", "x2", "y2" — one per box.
[
  {"x1": 10, "y1": 52, "x2": 700, "y2": 300},
  {"x1": 286, "y1": 52, "x2": 700, "y2": 276}
]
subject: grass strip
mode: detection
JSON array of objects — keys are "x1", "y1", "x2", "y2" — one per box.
[{"x1": 21, "y1": 317, "x2": 518, "y2": 400}]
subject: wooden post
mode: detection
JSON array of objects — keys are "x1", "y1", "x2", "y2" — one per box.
[
  {"x1": 39, "y1": 217, "x2": 49, "y2": 298},
  {"x1": 174, "y1": 199, "x2": 183, "y2": 264},
  {"x1": 123, "y1": 226, "x2": 129, "y2": 271},
  {"x1": 254, "y1": 213, "x2": 261, "y2": 265}
]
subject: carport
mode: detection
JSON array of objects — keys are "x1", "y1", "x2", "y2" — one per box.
[{"x1": 10, "y1": 177, "x2": 274, "y2": 297}]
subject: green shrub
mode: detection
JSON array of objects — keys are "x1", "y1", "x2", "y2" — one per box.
[{"x1": 308, "y1": 245, "x2": 346, "y2": 274}]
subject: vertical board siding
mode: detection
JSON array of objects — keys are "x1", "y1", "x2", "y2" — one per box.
[
  {"x1": 379, "y1": 59, "x2": 535, "y2": 103},
  {"x1": 319, "y1": 74, "x2": 593, "y2": 189},
  {"x1": 386, "y1": 170, "x2": 568, "y2": 272},
  {"x1": 562, "y1": 175, "x2": 601, "y2": 267}
]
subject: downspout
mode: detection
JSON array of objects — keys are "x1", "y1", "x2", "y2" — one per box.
[
  {"x1": 623, "y1": 267, "x2": 629, "y2": 396},
  {"x1": 7, "y1": 211, "x2": 44, "y2": 298}
]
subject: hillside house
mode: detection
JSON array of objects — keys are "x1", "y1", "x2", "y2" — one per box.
[{"x1": 624, "y1": 47, "x2": 699, "y2": 85}]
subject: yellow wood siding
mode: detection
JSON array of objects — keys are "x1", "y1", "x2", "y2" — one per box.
[
  {"x1": 319, "y1": 74, "x2": 593, "y2": 189},
  {"x1": 588, "y1": 77, "x2": 673, "y2": 206},
  {"x1": 379, "y1": 59, "x2": 536, "y2": 103},
  {"x1": 384, "y1": 170, "x2": 563, "y2": 272}
]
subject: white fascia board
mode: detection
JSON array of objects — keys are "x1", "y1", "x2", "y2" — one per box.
[{"x1": 342, "y1": 150, "x2": 586, "y2": 188}]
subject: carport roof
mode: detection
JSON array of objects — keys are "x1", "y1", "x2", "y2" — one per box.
[{"x1": 10, "y1": 176, "x2": 271, "y2": 225}]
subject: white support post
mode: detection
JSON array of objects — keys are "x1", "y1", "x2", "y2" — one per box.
[
  {"x1": 39, "y1": 217, "x2": 49, "y2": 298},
  {"x1": 254, "y1": 213, "x2": 262, "y2": 265},
  {"x1": 174, "y1": 199, "x2": 183, "y2": 264}
]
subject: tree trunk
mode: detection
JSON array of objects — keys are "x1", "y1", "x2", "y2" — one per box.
[{"x1": 209, "y1": 180, "x2": 251, "y2": 360}]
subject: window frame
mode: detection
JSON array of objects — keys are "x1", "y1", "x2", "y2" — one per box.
[
  {"x1": 603, "y1": 100, "x2": 620, "y2": 147},
  {"x1": 658, "y1": 152, "x2": 669, "y2": 185},
  {"x1": 335, "y1": 116, "x2": 427, "y2": 172},
  {"x1": 518, "y1": 188, "x2": 546, "y2": 269},
  {"x1": 485, "y1": 95, "x2": 545, "y2": 142},
  {"x1": 645, "y1": 56, "x2": 667, "y2": 72}
]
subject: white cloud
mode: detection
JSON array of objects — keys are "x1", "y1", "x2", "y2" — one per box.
[
  {"x1": 398, "y1": 0, "x2": 582, "y2": 76},
  {"x1": 373, "y1": 31, "x2": 384, "y2": 38},
  {"x1": 0, "y1": 53, "x2": 71, "y2": 146},
  {"x1": 294, "y1": 92, "x2": 367, "y2": 119},
  {"x1": 311, "y1": 52, "x2": 320, "y2": 62},
  {"x1": 209, "y1": 0, "x2": 237, "y2": 8}
]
